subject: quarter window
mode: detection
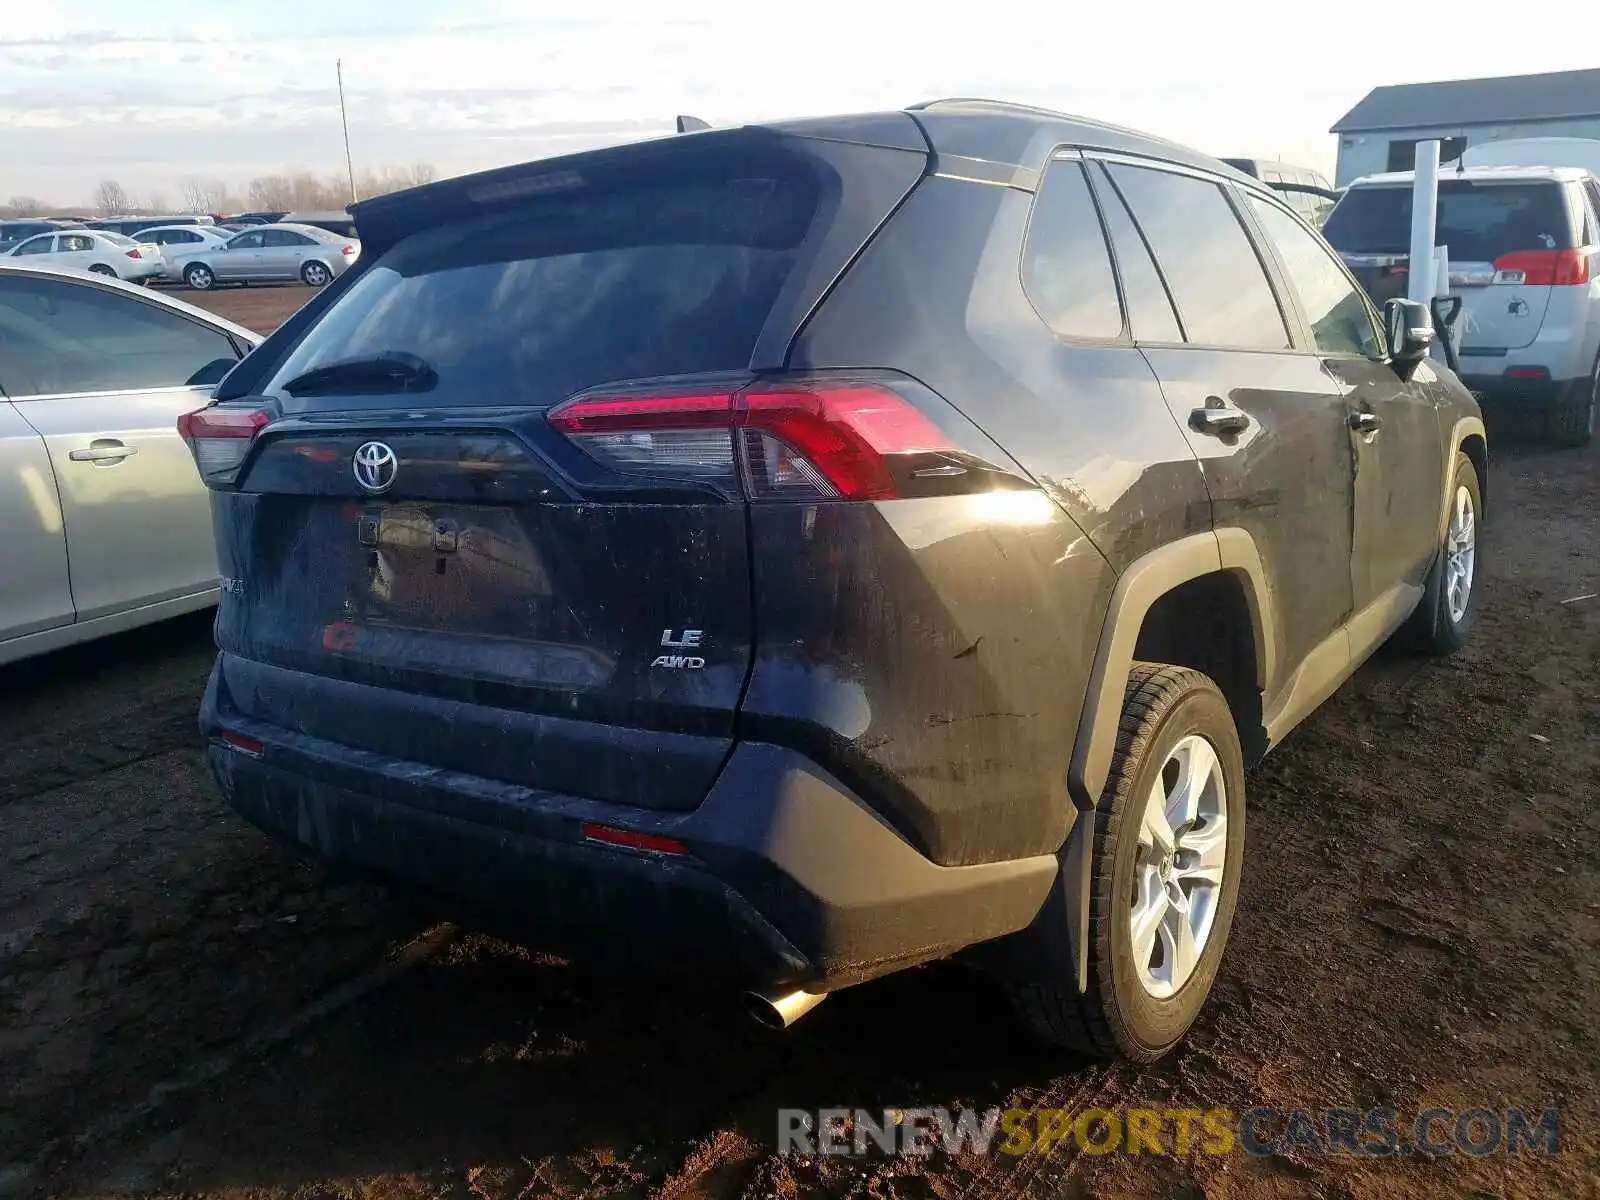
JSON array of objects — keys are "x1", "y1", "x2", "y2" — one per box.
[
  {"x1": 0, "y1": 277, "x2": 239, "y2": 397},
  {"x1": 1249, "y1": 197, "x2": 1379, "y2": 357},
  {"x1": 1108, "y1": 165, "x2": 1290, "y2": 350},
  {"x1": 1089, "y1": 163, "x2": 1182, "y2": 342},
  {"x1": 1022, "y1": 159, "x2": 1124, "y2": 339}
]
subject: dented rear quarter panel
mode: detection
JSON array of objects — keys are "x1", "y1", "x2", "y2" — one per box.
[{"x1": 739, "y1": 496, "x2": 1114, "y2": 868}]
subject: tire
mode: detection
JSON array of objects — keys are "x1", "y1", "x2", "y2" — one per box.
[
  {"x1": 87, "y1": 263, "x2": 116, "y2": 277},
  {"x1": 1546, "y1": 363, "x2": 1596, "y2": 448},
  {"x1": 184, "y1": 263, "x2": 215, "y2": 291},
  {"x1": 1404, "y1": 451, "x2": 1483, "y2": 656},
  {"x1": 1009, "y1": 664, "x2": 1246, "y2": 1062},
  {"x1": 300, "y1": 260, "x2": 332, "y2": 287}
]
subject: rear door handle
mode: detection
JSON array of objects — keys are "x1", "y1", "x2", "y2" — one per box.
[
  {"x1": 68, "y1": 440, "x2": 137, "y2": 463},
  {"x1": 1349, "y1": 411, "x2": 1383, "y2": 435},
  {"x1": 1190, "y1": 400, "x2": 1250, "y2": 436}
]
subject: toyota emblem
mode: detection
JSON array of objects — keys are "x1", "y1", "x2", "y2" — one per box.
[{"x1": 352, "y1": 441, "x2": 398, "y2": 493}]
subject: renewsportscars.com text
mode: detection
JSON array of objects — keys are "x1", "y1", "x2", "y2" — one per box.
[{"x1": 777, "y1": 1106, "x2": 1560, "y2": 1158}]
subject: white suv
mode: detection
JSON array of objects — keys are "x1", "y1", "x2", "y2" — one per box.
[{"x1": 1324, "y1": 165, "x2": 1600, "y2": 445}]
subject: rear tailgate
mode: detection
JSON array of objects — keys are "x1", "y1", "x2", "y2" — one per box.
[
  {"x1": 203, "y1": 123, "x2": 930, "y2": 811},
  {"x1": 1324, "y1": 178, "x2": 1578, "y2": 349}
]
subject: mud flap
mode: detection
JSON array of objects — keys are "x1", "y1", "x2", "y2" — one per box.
[{"x1": 959, "y1": 808, "x2": 1094, "y2": 992}]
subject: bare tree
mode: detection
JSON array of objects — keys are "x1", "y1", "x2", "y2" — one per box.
[
  {"x1": 93, "y1": 179, "x2": 131, "y2": 216},
  {"x1": 145, "y1": 191, "x2": 169, "y2": 214},
  {"x1": 405, "y1": 161, "x2": 437, "y2": 186},
  {"x1": 247, "y1": 174, "x2": 294, "y2": 211},
  {"x1": 5, "y1": 196, "x2": 48, "y2": 217}
]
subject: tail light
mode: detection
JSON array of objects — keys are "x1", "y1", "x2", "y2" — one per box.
[
  {"x1": 125, "y1": 249, "x2": 141, "y2": 259},
  {"x1": 341, "y1": 244, "x2": 357, "y2": 258},
  {"x1": 1492, "y1": 249, "x2": 1590, "y2": 286},
  {"x1": 547, "y1": 377, "x2": 968, "y2": 501},
  {"x1": 177, "y1": 404, "x2": 270, "y2": 485}
]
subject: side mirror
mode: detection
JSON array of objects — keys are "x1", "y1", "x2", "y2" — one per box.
[{"x1": 1385, "y1": 298, "x2": 1435, "y2": 380}]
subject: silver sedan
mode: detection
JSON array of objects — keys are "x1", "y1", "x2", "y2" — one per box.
[
  {"x1": 0, "y1": 262, "x2": 259, "y2": 664},
  {"x1": 167, "y1": 222, "x2": 361, "y2": 290}
]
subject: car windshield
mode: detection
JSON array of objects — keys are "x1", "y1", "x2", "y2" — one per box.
[
  {"x1": 101, "y1": 232, "x2": 136, "y2": 247},
  {"x1": 1323, "y1": 180, "x2": 1573, "y2": 259}
]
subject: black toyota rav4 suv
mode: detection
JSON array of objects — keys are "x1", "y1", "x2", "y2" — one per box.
[{"x1": 184, "y1": 100, "x2": 1486, "y2": 1061}]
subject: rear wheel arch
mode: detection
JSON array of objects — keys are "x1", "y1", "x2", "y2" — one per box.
[
  {"x1": 1067, "y1": 531, "x2": 1275, "y2": 812},
  {"x1": 1444, "y1": 416, "x2": 1488, "y2": 534}
]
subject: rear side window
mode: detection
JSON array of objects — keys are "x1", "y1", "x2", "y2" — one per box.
[
  {"x1": 265, "y1": 152, "x2": 823, "y2": 408},
  {"x1": 1323, "y1": 181, "x2": 1575, "y2": 258},
  {"x1": 1583, "y1": 180, "x2": 1600, "y2": 242},
  {"x1": 0, "y1": 277, "x2": 239, "y2": 396},
  {"x1": 1021, "y1": 160, "x2": 1123, "y2": 339},
  {"x1": 1108, "y1": 165, "x2": 1290, "y2": 350},
  {"x1": 262, "y1": 229, "x2": 315, "y2": 247},
  {"x1": 1089, "y1": 163, "x2": 1182, "y2": 343}
]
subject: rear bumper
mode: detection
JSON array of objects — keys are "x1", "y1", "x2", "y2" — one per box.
[{"x1": 199, "y1": 659, "x2": 1057, "y2": 993}]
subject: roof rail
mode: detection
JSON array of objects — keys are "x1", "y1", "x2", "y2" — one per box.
[{"x1": 906, "y1": 97, "x2": 1067, "y2": 119}]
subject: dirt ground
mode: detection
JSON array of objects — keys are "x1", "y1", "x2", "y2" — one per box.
[
  {"x1": 0, "y1": 352, "x2": 1595, "y2": 1195},
  {"x1": 179, "y1": 283, "x2": 314, "y2": 336}
]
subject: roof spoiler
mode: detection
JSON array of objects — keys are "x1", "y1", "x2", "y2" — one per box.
[{"x1": 675, "y1": 115, "x2": 712, "y2": 133}]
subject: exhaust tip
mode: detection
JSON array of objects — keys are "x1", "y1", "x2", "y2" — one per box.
[{"x1": 742, "y1": 986, "x2": 826, "y2": 1030}]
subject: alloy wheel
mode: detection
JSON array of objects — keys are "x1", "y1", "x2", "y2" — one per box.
[
  {"x1": 1445, "y1": 484, "x2": 1476, "y2": 624},
  {"x1": 1130, "y1": 733, "x2": 1228, "y2": 999}
]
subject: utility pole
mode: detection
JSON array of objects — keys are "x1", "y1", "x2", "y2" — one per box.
[{"x1": 337, "y1": 59, "x2": 357, "y2": 206}]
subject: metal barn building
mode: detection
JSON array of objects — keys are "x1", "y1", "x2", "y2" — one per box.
[{"x1": 1331, "y1": 68, "x2": 1600, "y2": 186}]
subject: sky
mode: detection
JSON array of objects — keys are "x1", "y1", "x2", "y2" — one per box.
[{"x1": 2, "y1": 0, "x2": 1595, "y2": 207}]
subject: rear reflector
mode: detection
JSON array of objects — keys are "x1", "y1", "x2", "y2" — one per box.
[
  {"x1": 579, "y1": 822, "x2": 688, "y2": 855},
  {"x1": 220, "y1": 731, "x2": 264, "y2": 757},
  {"x1": 177, "y1": 404, "x2": 270, "y2": 484},
  {"x1": 1505, "y1": 366, "x2": 1551, "y2": 380},
  {"x1": 548, "y1": 379, "x2": 961, "y2": 501},
  {"x1": 1492, "y1": 249, "x2": 1590, "y2": 286}
]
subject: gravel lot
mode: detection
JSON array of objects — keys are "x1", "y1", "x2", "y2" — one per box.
[{"x1": 2, "y1": 288, "x2": 1595, "y2": 1198}]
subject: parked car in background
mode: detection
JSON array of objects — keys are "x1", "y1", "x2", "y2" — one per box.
[
  {"x1": 0, "y1": 263, "x2": 259, "y2": 664},
  {"x1": 280, "y1": 210, "x2": 359, "y2": 238},
  {"x1": 87, "y1": 215, "x2": 216, "y2": 237},
  {"x1": 166, "y1": 223, "x2": 360, "y2": 289},
  {"x1": 0, "y1": 219, "x2": 76, "y2": 251},
  {"x1": 5, "y1": 229, "x2": 164, "y2": 282},
  {"x1": 137, "y1": 224, "x2": 236, "y2": 258},
  {"x1": 188, "y1": 100, "x2": 1487, "y2": 1063},
  {"x1": 224, "y1": 211, "x2": 287, "y2": 225},
  {"x1": 1324, "y1": 164, "x2": 1599, "y2": 445},
  {"x1": 1221, "y1": 159, "x2": 1340, "y2": 225}
]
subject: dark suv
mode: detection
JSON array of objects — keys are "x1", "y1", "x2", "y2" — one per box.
[{"x1": 184, "y1": 101, "x2": 1486, "y2": 1061}]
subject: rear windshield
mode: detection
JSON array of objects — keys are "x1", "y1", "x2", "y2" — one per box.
[
  {"x1": 1323, "y1": 181, "x2": 1574, "y2": 258},
  {"x1": 101, "y1": 232, "x2": 135, "y2": 246},
  {"x1": 263, "y1": 156, "x2": 822, "y2": 408}
]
